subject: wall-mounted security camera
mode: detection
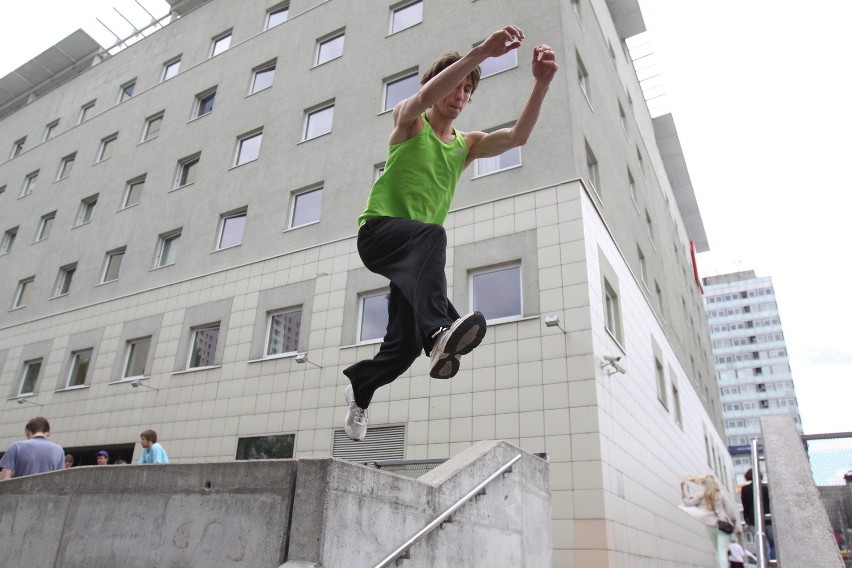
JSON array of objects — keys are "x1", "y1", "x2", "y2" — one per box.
[
  {"x1": 602, "y1": 354, "x2": 621, "y2": 363},
  {"x1": 544, "y1": 315, "x2": 560, "y2": 327},
  {"x1": 610, "y1": 361, "x2": 627, "y2": 375}
]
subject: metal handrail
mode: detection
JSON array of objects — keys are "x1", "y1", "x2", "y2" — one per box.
[
  {"x1": 750, "y1": 438, "x2": 769, "y2": 567},
  {"x1": 372, "y1": 454, "x2": 522, "y2": 568}
]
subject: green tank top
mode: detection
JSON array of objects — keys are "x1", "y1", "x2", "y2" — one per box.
[{"x1": 358, "y1": 114, "x2": 467, "y2": 227}]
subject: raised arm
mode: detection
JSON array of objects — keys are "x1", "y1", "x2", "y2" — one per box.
[
  {"x1": 394, "y1": 25, "x2": 525, "y2": 128},
  {"x1": 464, "y1": 44, "x2": 558, "y2": 167}
]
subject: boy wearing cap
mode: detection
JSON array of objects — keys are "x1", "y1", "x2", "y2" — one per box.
[{"x1": 95, "y1": 450, "x2": 109, "y2": 465}]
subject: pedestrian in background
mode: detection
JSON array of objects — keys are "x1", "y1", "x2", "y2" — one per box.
[
  {"x1": 0, "y1": 417, "x2": 65, "y2": 480},
  {"x1": 139, "y1": 429, "x2": 169, "y2": 464}
]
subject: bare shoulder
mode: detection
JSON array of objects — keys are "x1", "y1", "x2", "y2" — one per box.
[
  {"x1": 463, "y1": 130, "x2": 487, "y2": 150},
  {"x1": 389, "y1": 103, "x2": 425, "y2": 145}
]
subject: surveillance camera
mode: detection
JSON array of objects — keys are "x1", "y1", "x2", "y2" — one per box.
[
  {"x1": 16, "y1": 398, "x2": 25, "y2": 405},
  {"x1": 295, "y1": 353, "x2": 308, "y2": 364},
  {"x1": 544, "y1": 315, "x2": 560, "y2": 327},
  {"x1": 611, "y1": 361, "x2": 627, "y2": 374},
  {"x1": 602, "y1": 355, "x2": 621, "y2": 363},
  {"x1": 130, "y1": 379, "x2": 141, "y2": 388}
]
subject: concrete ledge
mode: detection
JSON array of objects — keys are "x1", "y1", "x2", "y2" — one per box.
[{"x1": 761, "y1": 415, "x2": 844, "y2": 568}]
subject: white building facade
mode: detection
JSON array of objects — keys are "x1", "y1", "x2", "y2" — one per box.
[
  {"x1": 703, "y1": 271, "x2": 802, "y2": 483},
  {"x1": 0, "y1": 0, "x2": 732, "y2": 565}
]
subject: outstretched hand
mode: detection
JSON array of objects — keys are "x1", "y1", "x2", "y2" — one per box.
[
  {"x1": 479, "y1": 25, "x2": 525, "y2": 58},
  {"x1": 532, "y1": 44, "x2": 558, "y2": 85}
]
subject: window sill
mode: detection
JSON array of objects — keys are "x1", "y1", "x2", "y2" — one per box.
[
  {"x1": 387, "y1": 22, "x2": 422, "y2": 37},
  {"x1": 298, "y1": 131, "x2": 332, "y2": 145},
  {"x1": 149, "y1": 263, "x2": 175, "y2": 272},
  {"x1": 96, "y1": 279, "x2": 118, "y2": 287},
  {"x1": 9, "y1": 305, "x2": 26, "y2": 312},
  {"x1": 72, "y1": 221, "x2": 92, "y2": 230},
  {"x1": 311, "y1": 55, "x2": 343, "y2": 69},
  {"x1": 55, "y1": 385, "x2": 90, "y2": 393},
  {"x1": 93, "y1": 157, "x2": 112, "y2": 165},
  {"x1": 138, "y1": 135, "x2": 159, "y2": 146},
  {"x1": 246, "y1": 86, "x2": 273, "y2": 98},
  {"x1": 472, "y1": 163, "x2": 522, "y2": 180},
  {"x1": 228, "y1": 158, "x2": 259, "y2": 171},
  {"x1": 8, "y1": 393, "x2": 37, "y2": 401},
  {"x1": 49, "y1": 293, "x2": 69, "y2": 300},
  {"x1": 212, "y1": 243, "x2": 242, "y2": 253},
  {"x1": 284, "y1": 220, "x2": 319, "y2": 232},
  {"x1": 187, "y1": 112, "x2": 212, "y2": 124},
  {"x1": 481, "y1": 65, "x2": 518, "y2": 80},
  {"x1": 117, "y1": 203, "x2": 139, "y2": 213},
  {"x1": 172, "y1": 365, "x2": 221, "y2": 376},
  {"x1": 604, "y1": 328, "x2": 626, "y2": 354},
  {"x1": 108, "y1": 376, "x2": 150, "y2": 385},
  {"x1": 247, "y1": 352, "x2": 298, "y2": 364},
  {"x1": 169, "y1": 182, "x2": 195, "y2": 193}
]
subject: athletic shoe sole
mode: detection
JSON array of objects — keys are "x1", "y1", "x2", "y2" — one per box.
[{"x1": 429, "y1": 312, "x2": 487, "y2": 379}]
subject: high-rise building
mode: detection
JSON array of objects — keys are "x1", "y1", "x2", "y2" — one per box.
[
  {"x1": 0, "y1": 0, "x2": 730, "y2": 564},
  {"x1": 703, "y1": 270, "x2": 802, "y2": 482}
]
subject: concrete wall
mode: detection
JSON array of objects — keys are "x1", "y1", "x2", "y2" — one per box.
[{"x1": 0, "y1": 441, "x2": 550, "y2": 568}]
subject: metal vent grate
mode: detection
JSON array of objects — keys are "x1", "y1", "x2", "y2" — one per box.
[{"x1": 332, "y1": 424, "x2": 405, "y2": 461}]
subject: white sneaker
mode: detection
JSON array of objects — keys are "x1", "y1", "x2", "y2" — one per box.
[
  {"x1": 344, "y1": 384, "x2": 368, "y2": 441},
  {"x1": 429, "y1": 312, "x2": 487, "y2": 379}
]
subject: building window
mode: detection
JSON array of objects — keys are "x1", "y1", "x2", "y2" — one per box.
[
  {"x1": 97, "y1": 134, "x2": 118, "y2": 162},
  {"x1": 35, "y1": 212, "x2": 55, "y2": 241},
  {"x1": 304, "y1": 103, "x2": 334, "y2": 140},
  {"x1": 53, "y1": 263, "x2": 77, "y2": 297},
  {"x1": 1, "y1": 227, "x2": 17, "y2": 254},
  {"x1": 236, "y1": 434, "x2": 295, "y2": 460},
  {"x1": 645, "y1": 210, "x2": 655, "y2": 246},
  {"x1": 66, "y1": 349, "x2": 92, "y2": 388},
  {"x1": 101, "y1": 248, "x2": 125, "y2": 283},
  {"x1": 471, "y1": 264, "x2": 522, "y2": 322},
  {"x1": 474, "y1": 146, "x2": 521, "y2": 177},
  {"x1": 316, "y1": 31, "x2": 345, "y2": 66},
  {"x1": 18, "y1": 360, "x2": 42, "y2": 395},
  {"x1": 619, "y1": 101, "x2": 627, "y2": 135},
  {"x1": 57, "y1": 153, "x2": 76, "y2": 180},
  {"x1": 188, "y1": 324, "x2": 220, "y2": 369},
  {"x1": 10, "y1": 137, "x2": 25, "y2": 159},
  {"x1": 154, "y1": 230, "x2": 181, "y2": 268},
  {"x1": 384, "y1": 71, "x2": 418, "y2": 112},
  {"x1": 122, "y1": 176, "x2": 145, "y2": 208},
  {"x1": 75, "y1": 195, "x2": 98, "y2": 226},
  {"x1": 391, "y1": 1, "x2": 423, "y2": 33},
  {"x1": 672, "y1": 378, "x2": 683, "y2": 426},
  {"x1": 655, "y1": 282, "x2": 664, "y2": 318},
  {"x1": 480, "y1": 49, "x2": 517, "y2": 78},
  {"x1": 585, "y1": 142, "x2": 599, "y2": 193},
  {"x1": 43, "y1": 120, "x2": 59, "y2": 141},
  {"x1": 290, "y1": 187, "x2": 323, "y2": 228},
  {"x1": 118, "y1": 80, "x2": 135, "y2": 103},
  {"x1": 235, "y1": 131, "x2": 263, "y2": 166},
  {"x1": 604, "y1": 279, "x2": 622, "y2": 342},
  {"x1": 211, "y1": 31, "x2": 232, "y2": 56},
  {"x1": 20, "y1": 171, "x2": 38, "y2": 197},
  {"x1": 266, "y1": 3, "x2": 289, "y2": 29},
  {"x1": 73, "y1": 194, "x2": 100, "y2": 228},
  {"x1": 12, "y1": 277, "x2": 34, "y2": 309},
  {"x1": 218, "y1": 210, "x2": 247, "y2": 250},
  {"x1": 195, "y1": 88, "x2": 216, "y2": 118},
  {"x1": 374, "y1": 163, "x2": 386, "y2": 181},
  {"x1": 577, "y1": 54, "x2": 589, "y2": 102},
  {"x1": 79, "y1": 100, "x2": 96, "y2": 124},
  {"x1": 175, "y1": 154, "x2": 200, "y2": 188},
  {"x1": 143, "y1": 112, "x2": 164, "y2": 141},
  {"x1": 266, "y1": 308, "x2": 302, "y2": 356},
  {"x1": 162, "y1": 58, "x2": 181, "y2": 81},
  {"x1": 359, "y1": 292, "x2": 389, "y2": 342},
  {"x1": 251, "y1": 61, "x2": 276, "y2": 94},
  {"x1": 123, "y1": 337, "x2": 151, "y2": 379},
  {"x1": 637, "y1": 245, "x2": 647, "y2": 285},
  {"x1": 655, "y1": 358, "x2": 668, "y2": 408},
  {"x1": 637, "y1": 147, "x2": 644, "y2": 176},
  {"x1": 629, "y1": 169, "x2": 637, "y2": 206}
]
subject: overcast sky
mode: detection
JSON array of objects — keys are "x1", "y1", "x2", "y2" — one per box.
[{"x1": 1, "y1": 1, "x2": 848, "y2": 435}]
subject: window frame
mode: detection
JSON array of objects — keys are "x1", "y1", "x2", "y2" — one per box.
[
  {"x1": 655, "y1": 357, "x2": 668, "y2": 408},
  {"x1": 577, "y1": 53, "x2": 590, "y2": 103},
  {"x1": 122, "y1": 176, "x2": 146, "y2": 209},
  {"x1": 303, "y1": 102, "x2": 335, "y2": 141},
  {"x1": 20, "y1": 171, "x2": 39, "y2": 197},
  {"x1": 194, "y1": 87, "x2": 216, "y2": 118},
  {"x1": 162, "y1": 57, "x2": 181, "y2": 81},
  {"x1": 264, "y1": 307, "x2": 303, "y2": 357},
  {"x1": 289, "y1": 186, "x2": 324, "y2": 229},
  {"x1": 469, "y1": 263, "x2": 523, "y2": 324},
  {"x1": 390, "y1": 0, "x2": 423, "y2": 34},
  {"x1": 154, "y1": 229, "x2": 181, "y2": 268},
  {"x1": 0, "y1": 227, "x2": 17, "y2": 254},
  {"x1": 315, "y1": 30, "x2": 345, "y2": 66},
  {"x1": 43, "y1": 120, "x2": 59, "y2": 141},
  {"x1": 101, "y1": 248, "x2": 126, "y2": 283},
  {"x1": 250, "y1": 61, "x2": 276, "y2": 94},
  {"x1": 603, "y1": 279, "x2": 622, "y2": 343},
  {"x1": 142, "y1": 112, "x2": 164, "y2": 142},
  {"x1": 265, "y1": 3, "x2": 289, "y2": 29},
  {"x1": 234, "y1": 130, "x2": 263, "y2": 166},
  {"x1": 122, "y1": 336, "x2": 152, "y2": 379},
  {"x1": 217, "y1": 209, "x2": 248, "y2": 250},
  {"x1": 585, "y1": 142, "x2": 599, "y2": 195},
  {"x1": 211, "y1": 31, "x2": 233, "y2": 57},
  {"x1": 118, "y1": 80, "x2": 136, "y2": 103},
  {"x1": 35, "y1": 212, "x2": 56, "y2": 242},
  {"x1": 96, "y1": 134, "x2": 118, "y2": 163},
  {"x1": 10, "y1": 137, "x2": 25, "y2": 159},
  {"x1": 12, "y1": 277, "x2": 34, "y2": 309},
  {"x1": 78, "y1": 100, "x2": 96, "y2": 124},
  {"x1": 478, "y1": 49, "x2": 517, "y2": 78},
  {"x1": 358, "y1": 290, "x2": 390, "y2": 343},
  {"x1": 187, "y1": 323, "x2": 221, "y2": 369},
  {"x1": 65, "y1": 349, "x2": 93, "y2": 388},
  {"x1": 53, "y1": 263, "x2": 77, "y2": 297},
  {"x1": 18, "y1": 359, "x2": 42, "y2": 396},
  {"x1": 383, "y1": 70, "x2": 419, "y2": 113},
  {"x1": 75, "y1": 194, "x2": 99, "y2": 226},
  {"x1": 174, "y1": 154, "x2": 200, "y2": 188},
  {"x1": 57, "y1": 153, "x2": 76, "y2": 181}
]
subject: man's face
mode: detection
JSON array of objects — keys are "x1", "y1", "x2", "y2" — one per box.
[
  {"x1": 96, "y1": 454, "x2": 108, "y2": 465},
  {"x1": 438, "y1": 77, "x2": 474, "y2": 118}
]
